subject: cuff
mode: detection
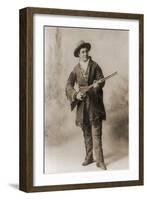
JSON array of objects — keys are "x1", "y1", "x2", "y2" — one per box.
[{"x1": 71, "y1": 91, "x2": 78, "y2": 102}]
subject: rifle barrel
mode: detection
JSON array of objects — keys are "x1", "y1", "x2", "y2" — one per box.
[
  {"x1": 100, "y1": 71, "x2": 117, "y2": 82},
  {"x1": 80, "y1": 71, "x2": 117, "y2": 93}
]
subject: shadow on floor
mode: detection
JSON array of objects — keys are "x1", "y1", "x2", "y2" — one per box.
[
  {"x1": 8, "y1": 183, "x2": 19, "y2": 190},
  {"x1": 105, "y1": 151, "x2": 128, "y2": 166}
]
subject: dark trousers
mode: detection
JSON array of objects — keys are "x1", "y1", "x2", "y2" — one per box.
[{"x1": 82, "y1": 119, "x2": 104, "y2": 164}]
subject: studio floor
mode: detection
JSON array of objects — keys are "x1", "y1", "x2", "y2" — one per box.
[{"x1": 45, "y1": 123, "x2": 129, "y2": 174}]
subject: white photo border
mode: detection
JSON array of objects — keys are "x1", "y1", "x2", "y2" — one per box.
[{"x1": 33, "y1": 13, "x2": 140, "y2": 187}]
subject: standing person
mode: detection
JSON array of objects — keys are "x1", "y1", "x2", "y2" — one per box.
[{"x1": 66, "y1": 40, "x2": 107, "y2": 170}]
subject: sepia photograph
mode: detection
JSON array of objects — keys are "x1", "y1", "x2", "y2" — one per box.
[
  {"x1": 44, "y1": 26, "x2": 129, "y2": 174},
  {"x1": 19, "y1": 7, "x2": 143, "y2": 192}
]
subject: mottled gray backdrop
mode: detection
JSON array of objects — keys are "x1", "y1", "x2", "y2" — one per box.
[{"x1": 44, "y1": 26, "x2": 129, "y2": 173}]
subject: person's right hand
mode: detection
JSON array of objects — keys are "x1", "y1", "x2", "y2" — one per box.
[{"x1": 76, "y1": 92, "x2": 84, "y2": 101}]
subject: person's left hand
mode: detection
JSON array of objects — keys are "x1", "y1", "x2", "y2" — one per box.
[{"x1": 93, "y1": 80, "x2": 100, "y2": 88}]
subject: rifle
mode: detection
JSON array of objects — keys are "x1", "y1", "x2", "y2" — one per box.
[{"x1": 71, "y1": 71, "x2": 117, "y2": 111}]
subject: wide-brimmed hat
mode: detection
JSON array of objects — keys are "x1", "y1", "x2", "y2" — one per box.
[{"x1": 74, "y1": 40, "x2": 91, "y2": 57}]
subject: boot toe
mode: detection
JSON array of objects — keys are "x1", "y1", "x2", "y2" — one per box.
[
  {"x1": 96, "y1": 162, "x2": 107, "y2": 170},
  {"x1": 82, "y1": 158, "x2": 94, "y2": 166}
]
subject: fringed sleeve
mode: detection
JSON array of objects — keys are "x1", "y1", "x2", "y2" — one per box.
[{"x1": 65, "y1": 71, "x2": 77, "y2": 105}]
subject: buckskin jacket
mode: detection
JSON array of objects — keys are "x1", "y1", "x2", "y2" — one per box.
[{"x1": 66, "y1": 57, "x2": 106, "y2": 127}]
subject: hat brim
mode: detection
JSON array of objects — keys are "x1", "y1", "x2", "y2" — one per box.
[{"x1": 74, "y1": 43, "x2": 91, "y2": 57}]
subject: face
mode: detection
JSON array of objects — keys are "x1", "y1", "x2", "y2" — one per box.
[{"x1": 78, "y1": 47, "x2": 89, "y2": 62}]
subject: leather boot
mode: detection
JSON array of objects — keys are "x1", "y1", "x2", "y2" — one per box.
[
  {"x1": 82, "y1": 157, "x2": 94, "y2": 166},
  {"x1": 96, "y1": 162, "x2": 107, "y2": 170}
]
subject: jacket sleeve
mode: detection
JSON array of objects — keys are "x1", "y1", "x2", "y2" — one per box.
[
  {"x1": 95, "y1": 65, "x2": 105, "y2": 87},
  {"x1": 93, "y1": 65, "x2": 105, "y2": 93},
  {"x1": 65, "y1": 70, "x2": 77, "y2": 103}
]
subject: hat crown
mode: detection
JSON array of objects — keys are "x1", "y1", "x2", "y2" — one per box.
[{"x1": 77, "y1": 40, "x2": 86, "y2": 47}]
